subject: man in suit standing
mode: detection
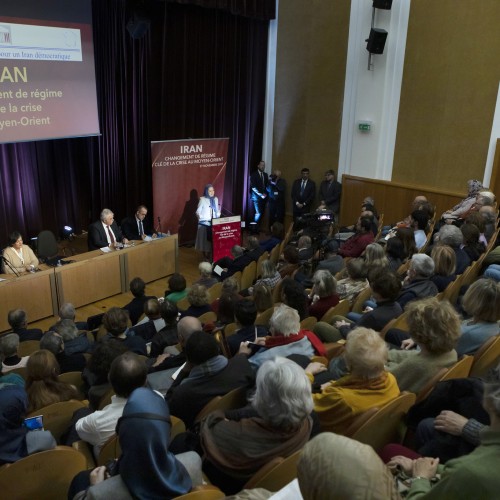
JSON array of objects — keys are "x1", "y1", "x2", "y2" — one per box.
[
  {"x1": 249, "y1": 160, "x2": 268, "y2": 228},
  {"x1": 267, "y1": 169, "x2": 286, "y2": 226},
  {"x1": 318, "y1": 169, "x2": 342, "y2": 218},
  {"x1": 121, "y1": 205, "x2": 157, "y2": 241},
  {"x1": 88, "y1": 208, "x2": 129, "y2": 250},
  {"x1": 291, "y1": 168, "x2": 316, "y2": 221}
]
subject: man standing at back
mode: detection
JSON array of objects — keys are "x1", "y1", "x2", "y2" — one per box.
[
  {"x1": 249, "y1": 160, "x2": 268, "y2": 230},
  {"x1": 318, "y1": 169, "x2": 342, "y2": 219},
  {"x1": 291, "y1": 168, "x2": 316, "y2": 221}
]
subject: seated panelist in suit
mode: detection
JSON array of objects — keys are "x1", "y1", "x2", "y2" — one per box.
[
  {"x1": 121, "y1": 204, "x2": 157, "y2": 241},
  {"x1": 88, "y1": 208, "x2": 129, "y2": 250}
]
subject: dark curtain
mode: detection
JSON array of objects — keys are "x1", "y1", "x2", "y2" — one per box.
[
  {"x1": 0, "y1": 0, "x2": 269, "y2": 246},
  {"x1": 164, "y1": 0, "x2": 276, "y2": 20}
]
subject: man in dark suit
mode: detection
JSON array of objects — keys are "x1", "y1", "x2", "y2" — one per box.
[
  {"x1": 291, "y1": 168, "x2": 316, "y2": 221},
  {"x1": 219, "y1": 245, "x2": 253, "y2": 280},
  {"x1": 249, "y1": 160, "x2": 269, "y2": 227},
  {"x1": 88, "y1": 208, "x2": 129, "y2": 250},
  {"x1": 318, "y1": 169, "x2": 342, "y2": 217},
  {"x1": 121, "y1": 204, "x2": 157, "y2": 241},
  {"x1": 267, "y1": 169, "x2": 286, "y2": 226}
]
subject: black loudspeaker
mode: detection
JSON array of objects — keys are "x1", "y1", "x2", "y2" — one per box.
[
  {"x1": 366, "y1": 28, "x2": 388, "y2": 54},
  {"x1": 373, "y1": 0, "x2": 393, "y2": 9},
  {"x1": 126, "y1": 13, "x2": 151, "y2": 39}
]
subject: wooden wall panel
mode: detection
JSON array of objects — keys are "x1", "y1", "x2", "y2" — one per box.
[
  {"x1": 393, "y1": 0, "x2": 500, "y2": 191},
  {"x1": 339, "y1": 175, "x2": 463, "y2": 227}
]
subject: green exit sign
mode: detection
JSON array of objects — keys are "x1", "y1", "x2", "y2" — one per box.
[{"x1": 358, "y1": 122, "x2": 371, "y2": 132}]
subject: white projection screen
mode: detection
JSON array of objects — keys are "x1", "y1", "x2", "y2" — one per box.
[{"x1": 0, "y1": 0, "x2": 99, "y2": 143}]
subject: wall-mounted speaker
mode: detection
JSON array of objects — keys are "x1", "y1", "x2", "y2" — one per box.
[
  {"x1": 373, "y1": 0, "x2": 393, "y2": 9},
  {"x1": 366, "y1": 28, "x2": 388, "y2": 54}
]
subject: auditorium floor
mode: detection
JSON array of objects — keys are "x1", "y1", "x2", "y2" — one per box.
[{"x1": 30, "y1": 245, "x2": 202, "y2": 331}]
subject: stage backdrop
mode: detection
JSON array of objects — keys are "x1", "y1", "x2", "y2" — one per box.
[{"x1": 151, "y1": 138, "x2": 229, "y2": 245}]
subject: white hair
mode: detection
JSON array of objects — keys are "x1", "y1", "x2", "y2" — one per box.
[{"x1": 269, "y1": 304, "x2": 300, "y2": 336}]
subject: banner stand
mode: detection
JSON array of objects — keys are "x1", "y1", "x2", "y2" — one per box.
[{"x1": 212, "y1": 216, "x2": 241, "y2": 263}]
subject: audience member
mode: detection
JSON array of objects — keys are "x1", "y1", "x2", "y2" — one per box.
[
  {"x1": 25, "y1": 349, "x2": 79, "y2": 413},
  {"x1": 135, "y1": 298, "x2": 166, "y2": 331},
  {"x1": 239, "y1": 304, "x2": 319, "y2": 369},
  {"x1": 281, "y1": 278, "x2": 308, "y2": 320},
  {"x1": 362, "y1": 242, "x2": 389, "y2": 274},
  {"x1": 252, "y1": 284, "x2": 274, "y2": 314},
  {"x1": 82, "y1": 340, "x2": 128, "y2": 410},
  {"x1": 395, "y1": 226, "x2": 417, "y2": 261},
  {"x1": 122, "y1": 278, "x2": 155, "y2": 325},
  {"x1": 397, "y1": 254, "x2": 438, "y2": 309},
  {"x1": 388, "y1": 366, "x2": 500, "y2": 498},
  {"x1": 167, "y1": 331, "x2": 255, "y2": 429},
  {"x1": 297, "y1": 433, "x2": 400, "y2": 500},
  {"x1": 201, "y1": 358, "x2": 313, "y2": 494},
  {"x1": 465, "y1": 211, "x2": 488, "y2": 246},
  {"x1": 338, "y1": 216, "x2": 374, "y2": 258},
  {"x1": 192, "y1": 262, "x2": 218, "y2": 289},
  {"x1": 165, "y1": 273, "x2": 188, "y2": 304},
  {"x1": 316, "y1": 239, "x2": 345, "y2": 275},
  {"x1": 226, "y1": 300, "x2": 267, "y2": 356},
  {"x1": 297, "y1": 235, "x2": 314, "y2": 262},
  {"x1": 0, "y1": 385, "x2": 56, "y2": 466},
  {"x1": 219, "y1": 245, "x2": 252, "y2": 280},
  {"x1": 385, "y1": 236, "x2": 405, "y2": 272},
  {"x1": 430, "y1": 244, "x2": 456, "y2": 292},
  {"x1": 410, "y1": 210, "x2": 430, "y2": 250},
  {"x1": 246, "y1": 235, "x2": 264, "y2": 262},
  {"x1": 103, "y1": 307, "x2": 147, "y2": 355},
  {"x1": 336, "y1": 258, "x2": 369, "y2": 304},
  {"x1": 211, "y1": 276, "x2": 242, "y2": 324},
  {"x1": 460, "y1": 223, "x2": 485, "y2": 262},
  {"x1": 50, "y1": 302, "x2": 88, "y2": 331},
  {"x1": 440, "y1": 179, "x2": 483, "y2": 223},
  {"x1": 308, "y1": 270, "x2": 339, "y2": 320},
  {"x1": 305, "y1": 328, "x2": 399, "y2": 433},
  {"x1": 277, "y1": 245, "x2": 300, "y2": 278},
  {"x1": 456, "y1": 278, "x2": 500, "y2": 356},
  {"x1": 0, "y1": 334, "x2": 29, "y2": 373},
  {"x1": 70, "y1": 388, "x2": 200, "y2": 499},
  {"x1": 51, "y1": 319, "x2": 92, "y2": 355},
  {"x1": 150, "y1": 300, "x2": 179, "y2": 358},
  {"x1": 40, "y1": 331, "x2": 86, "y2": 373},
  {"x1": 75, "y1": 352, "x2": 147, "y2": 457},
  {"x1": 259, "y1": 221, "x2": 284, "y2": 251},
  {"x1": 180, "y1": 284, "x2": 212, "y2": 319},
  {"x1": 251, "y1": 259, "x2": 281, "y2": 292},
  {"x1": 436, "y1": 224, "x2": 470, "y2": 274},
  {"x1": 386, "y1": 298, "x2": 460, "y2": 393},
  {"x1": 7, "y1": 309, "x2": 43, "y2": 341}
]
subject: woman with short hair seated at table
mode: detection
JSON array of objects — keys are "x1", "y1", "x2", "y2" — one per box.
[
  {"x1": 200, "y1": 357, "x2": 314, "y2": 495},
  {"x1": 305, "y1": 327, "x2": 399, "y2": 434},
  {"x1": 2, "y1": 230, "x2": 39, "y2": 274}
]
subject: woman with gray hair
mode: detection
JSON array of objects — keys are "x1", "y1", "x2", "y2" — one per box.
[
  {"x1": 308, "y1": 269, "x2": 340, "y2": 320},
  {"x1": 239, "y1": 304, "x2": 325, "y2": 369},
  {"x1": 192, "y1": 261, "x2": 218, "y2": 289},
  {"x1": 200, "y1": 357, "x2": 314, "y2": 495},
  {"x1": 388, "y1": 362, "x2": 500, "y2": 498},
  {"x1": 397, "y1": 254, "x2": 438, "y2": 308}
]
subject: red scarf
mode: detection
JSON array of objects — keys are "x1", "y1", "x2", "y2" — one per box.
[{"x1": 265, "y1": 330, "x2": 327, "y2": 357}]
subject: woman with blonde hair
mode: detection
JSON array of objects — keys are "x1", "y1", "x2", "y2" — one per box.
[
  {"x1": 430, "y1": 244, "x2": 456, "y2": 292},
  {"x1": 26, "y1": 350, "x2": 79, "y2": 413},
  {"x1": 180, "y1": 284, "x2": 212, "y2": 319},
  {"x1": 386, "y1": 298, "x2": 460, "y2": 394},
  {"x1": 363, "y1": 242, "x2": 389, "y2": 274},
  {"x1": 252, "y1": 284, "x2": 273, "y2": 314}
]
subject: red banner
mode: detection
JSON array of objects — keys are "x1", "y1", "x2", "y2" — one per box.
[
  {"x1": 151, "y1": 138, "x2": 229, "y2": 244},
  {"x1": 212, "y1": 216, "x2": 242, "y2": 263}
]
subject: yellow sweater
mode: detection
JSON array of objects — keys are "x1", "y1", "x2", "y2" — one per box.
[{"x1": 310, "y1": 372, "x2": 400, "y2": 434}]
